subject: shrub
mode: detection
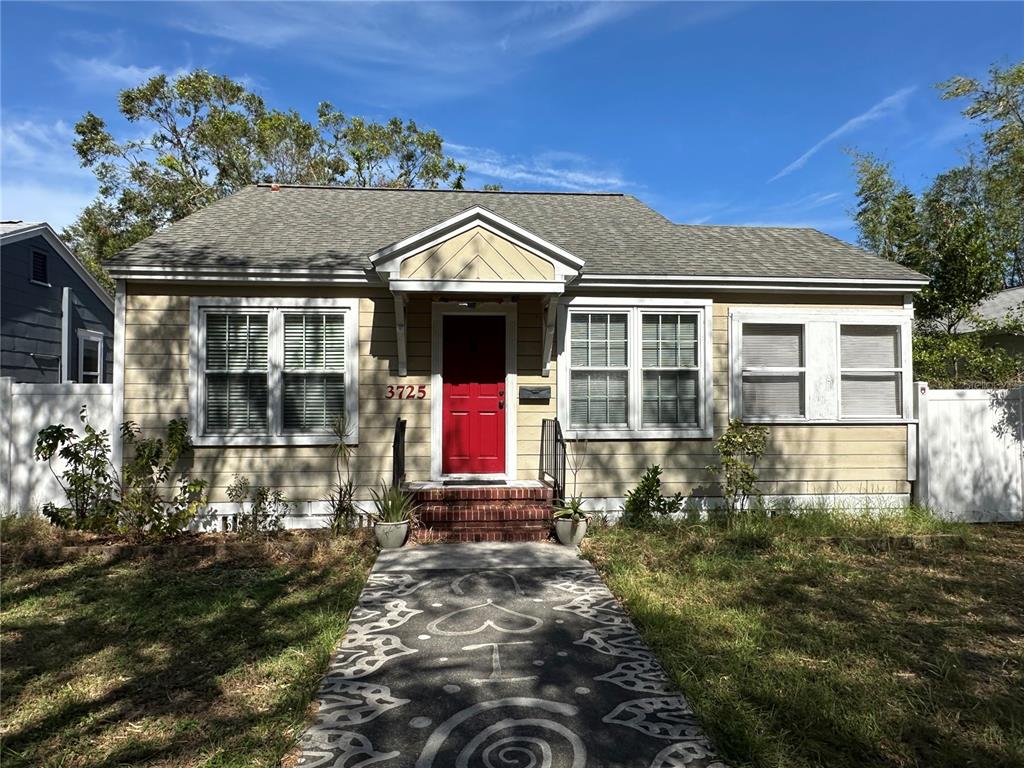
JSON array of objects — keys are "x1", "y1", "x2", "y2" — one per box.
[
  {"x1": 119, "y1": 419, "x2": 206, "y2": 537},
  {"x1": 227, "y1": 475, "x2": 289, "y2": 536},
  {"x1": 369, "y1": 482, "x2": 418, "y2": 524},
  {"x1": 33, "y1": 409, "x2": 207, "y2": 537},
  {"x1": 325, "y1": 416, "x2": 359, "y2": 533},
  {"x1": 620, "y1": 465, "x2": 684, "y2": 528},
  {"x1": 709, "y1": 418, "x2": 769, "y2": 522},
  {"x1": 34, "y1": 406, "x2": 120, "y2": 530}
]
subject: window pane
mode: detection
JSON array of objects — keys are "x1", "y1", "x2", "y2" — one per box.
[
  {"x1": 570, "y1": 313, "x2": 628, "y2": 368},
  {"x1": 643, "y1": 314, "x2": 698, "y2": 367},
  {"x1": 841, "y1": 325, "x2": 900, "y2": 369},
  {"x1": 570, "y1": 315, "x2": 589, "y2": 367},
  {"x1": 206, "y1": 314, "x2": 267, "y2": 371},
  {"x1": 284, "y1": 374, "x2": 346, "y2": 431},
  {"x1": 742, "y1": 373, "x2": 804, "y2": 418},
  {"x1": 742, "y1": 324, "x2": 802, "y2": 367},
  {"x1": 82, "y1": 340, "x2": 99, "y2": 374},
  {"x1": 841, "y1": 373, "x2": 901, "y2": 416},
  {"x1": 206, "y1": 373, "x2": 267, "y2": 431},
  {"x1": 643, "y1": 371, "x2": 698, "y2": 426},
  {"x1": 570, "y1": 371, "x2": 627, "y2": 427}
]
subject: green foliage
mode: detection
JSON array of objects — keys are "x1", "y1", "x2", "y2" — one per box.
[
  {"x1": 119, "y1": 419, "x2": 207, "y2": 536},
  {"x1": 914, "y1": 318, "x2": 1024, "y2": 388},
  {"x1": 325, "y1": 416, "x2": 359, "y2": 533},
  {"x1": 554, "y1": 496, "x2": 587, "y2": 522},
  {"x1": 34, "y1": 406, "x2": 120, "y2": 530},
  {"x1": 66, "y1": 69, "x2": 467, "y2": 267},
  {"x1": 369, "y1": 482, "x2": 418, "y2": 524},
  {"x1": 33, "y1": 410, "x2": 205, "y2": 536},
  {"x1": 621, "y1": 465, "x2": 684, "y2": 528},
  {"x1": 709, "y1": 419, "x2": 769, "y2": 520},
  {"x1": 226, "y1": 475, "x2": 288, "y2": 536}
]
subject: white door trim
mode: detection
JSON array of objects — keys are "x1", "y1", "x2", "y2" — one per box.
[{"x1": 430, "y1": 301, "x2": 518, "y2": 482}]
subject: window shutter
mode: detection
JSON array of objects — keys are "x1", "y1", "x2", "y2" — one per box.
[
  {"x1": 841, "y1": 326, "x2": 899, "y2": 368},
  {"x1": 841, "y1": 373, "x2": 901, "y2": 416},
  {"x1": 31, "y1": 251, "x2": 47, "y2": 283},
  {"x1": 742, "y1": 324, "x2": 802, "y2": 367}
]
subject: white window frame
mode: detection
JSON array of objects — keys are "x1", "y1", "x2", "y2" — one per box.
[
  {"x1": 189, "y1": 297, "x2": 359, "y2": 446},
  {"x1": 557, "y1": 297, "x2": 713, "y2": 440},
  {"x1": 838, "y1": 322, "x2": 908, "y2": 419},
  {"x1": 729, "y1": 307, "x2": 913, "y2": 424},
  {"x1": 77, "y1": 329, "x2": 104, "y2": 384}
]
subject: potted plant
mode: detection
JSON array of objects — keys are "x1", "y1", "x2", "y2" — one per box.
[
  {"x1": 553, "y1": 496, "x2": 590, "y2": 546},
  {"x1": 369, "y1": 482, "x2": 418, "y2": 549}
]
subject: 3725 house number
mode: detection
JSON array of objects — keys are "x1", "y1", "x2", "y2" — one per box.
[{"x1": 385, "y1": 384, "x2": 427, "y2": 400}]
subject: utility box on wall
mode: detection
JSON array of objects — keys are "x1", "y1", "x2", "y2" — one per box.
[{"x1": 519, "y1": 385, "x2": 551, "y2": 403}]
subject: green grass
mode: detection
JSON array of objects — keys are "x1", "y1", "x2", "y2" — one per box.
[
  {"x1": 583, "y1": 514, "x2": 1024, "y2": 768},
  {"x1": 0, "y1": 533, "x2": 375, "y2": 768}
]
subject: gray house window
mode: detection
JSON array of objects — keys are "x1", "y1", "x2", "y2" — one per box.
[{"x1": 31, "y1": 251, "x2": 49, "y2": 285}]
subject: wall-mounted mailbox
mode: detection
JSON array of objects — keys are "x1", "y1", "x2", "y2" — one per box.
[{"x1": 519, "y1": 385, "x2": 551, "y2": 402}]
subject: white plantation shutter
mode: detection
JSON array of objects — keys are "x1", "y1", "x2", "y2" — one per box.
[
  {"x1": 641, "y1": 314, "x2": 700, "y2": 427},
  {"x1": 840, "y1": 325, "x2": 902, "y2": 416},
  {"x1": 283, "y1": 313, "x2": 346, "y2": 431},
  {"x1": 569, "y1": 312, "x2": 628, "y2": 427},
  {"x1": 740, "y1": 323, "x2": 805, "y2": 418},
  {"x1": 204, "y1": 313, "x2": 268, "y2": 432}
]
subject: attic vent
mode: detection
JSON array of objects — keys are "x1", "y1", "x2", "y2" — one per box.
[{"x1": 31, "y1": 251, "x2": 48, "y2": 284}]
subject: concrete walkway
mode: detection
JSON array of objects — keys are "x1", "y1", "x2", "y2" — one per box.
[{"x1": 296, "y1": 542, "x2": 726, "y2": 768}]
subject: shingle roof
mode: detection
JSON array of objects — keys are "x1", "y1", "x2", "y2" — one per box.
[
  {"x1": 108, "y1": 185, "x2": 927, "y2": 282},
  {"x1": 0, "y1": 220, "x2": 44, "y2": 236},
  {"x1": 960, "y1": 285, "x2": 1024, "y2": 331}
]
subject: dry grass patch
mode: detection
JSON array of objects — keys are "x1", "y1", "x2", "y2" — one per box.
[{"x1": 1, "y1": 532, "x2": 375, "y2": 768}]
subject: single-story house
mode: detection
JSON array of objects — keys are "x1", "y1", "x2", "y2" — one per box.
[
  {"x1": 1, "y1": 221, "x2": 114, "y2": 384},
  {"x1": 105, "y1": 185, "x2": 929, "y2": 537}
]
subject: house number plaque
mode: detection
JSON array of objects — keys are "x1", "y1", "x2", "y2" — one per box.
[{"x1": 385, "y1": 384, "x2": 427, "y2": 400}]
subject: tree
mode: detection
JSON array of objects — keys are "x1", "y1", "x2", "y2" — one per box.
[
  {"x1": 851, "y1": 152, "x2": 923, "y2": 269},
  {"x1": 65, "y1": 69, "x2": 466, "y2": 270}
]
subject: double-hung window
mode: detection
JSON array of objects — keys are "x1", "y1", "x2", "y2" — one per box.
[
  {"x1": 77, "y1": 329, "x2": 105, "y2": 384},
  {"x1": 191, "y1": 298, "x2": 359, "y2": 445},
  {"x1": 730, "y1": 309, "x2": 911, "y2": 423},
  {"x1": 560, "y1": 300, "x2": 712, "y2": 439}
]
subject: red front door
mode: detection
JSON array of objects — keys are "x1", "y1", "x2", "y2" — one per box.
[{"x1": 442, "y1": 315, "x2": 506, "y2": 475}]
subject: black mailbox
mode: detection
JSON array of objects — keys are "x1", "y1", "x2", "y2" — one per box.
[{"x1": 519, "y1": 385, "x2": 551, "y2": 402}]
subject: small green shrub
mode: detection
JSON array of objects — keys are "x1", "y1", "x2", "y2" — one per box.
[
  {"x1": 226, "y1": 475, "x2": 289, "y2": 536},
  {"x1": 369, "y1": 482, "x2": 418, "y2": 524},
  {"x1": 621, "y1": 465, "x2": 684, "y2": 528},
  {"x1": 709, "y1": 419, "x2": 769, "y2": 523},
  {"x1": 325, "y1": 416, "x2": 359, "y2": 533},
  {"x1": 554, "y1": 496, "x2": 587, "y2": 522}
]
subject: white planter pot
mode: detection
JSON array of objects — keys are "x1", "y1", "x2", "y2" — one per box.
[
  {"x1": 554, "y1": 517, "x2": 589, "y2": 547},
  {"x1": 374, "y1": 520, "x2": 410, "y2": 549}
]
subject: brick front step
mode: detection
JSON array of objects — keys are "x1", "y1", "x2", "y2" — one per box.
[{"x1": 408, "y1": 483, "x2": 556, "y2": 543}]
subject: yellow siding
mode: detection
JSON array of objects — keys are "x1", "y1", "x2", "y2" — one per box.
[
  {"x1": 122, "y1": 283, "x2": 910, "y2": 505},
  {"x1": 399, "y1": 226, "x2": 555, "y2": 281}
]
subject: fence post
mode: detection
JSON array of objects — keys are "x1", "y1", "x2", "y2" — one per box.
[
  {"x1": 912, "y1": 381, "x2": 930, "y2": 509},
  {"x1": 0, "y1": 377, "x2": 11, "y2": 513}
]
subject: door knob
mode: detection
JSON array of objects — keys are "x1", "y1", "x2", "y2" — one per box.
[{"x1": 499, "y1": 401, "x2": 505, "y2": 409}]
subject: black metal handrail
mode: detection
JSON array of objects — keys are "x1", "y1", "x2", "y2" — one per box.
[
  {"x1": 539, "y1": 418, "x2": 566, "y2": 503},
  {"x1": 392, "y1": 417, "x2": 407, "y2": 488}
]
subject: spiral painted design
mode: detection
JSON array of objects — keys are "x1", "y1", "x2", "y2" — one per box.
[
  {"x1": 481, "y1": 736, "x2": 551, "y2": 768},
  {"x1": 456, "y1": 719, "x2": 583, "y2": 768}
]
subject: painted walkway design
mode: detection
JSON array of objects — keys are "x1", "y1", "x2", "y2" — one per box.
[{"x1": 296, "y1": 542, "x2": 727, "y2": 768}]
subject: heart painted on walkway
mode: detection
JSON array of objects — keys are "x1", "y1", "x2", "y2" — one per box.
[{"x1": 426, "y1": 599, "x2": 543, "y2": 636}]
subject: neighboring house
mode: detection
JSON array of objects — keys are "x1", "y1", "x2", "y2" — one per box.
[
  {"x1": 104, "y1": 185, "x2": 929, "y2": 534},
  {"x1": 958, "y1": 285, "x2": 1024, "y2": 356},
  {"x1": 1, "y1": 221, "x2": 114, "y2": 384}
]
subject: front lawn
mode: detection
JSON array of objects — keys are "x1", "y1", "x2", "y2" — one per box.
[
  {"x1": 0, "y1": 533, "x2": 375, "y2": 768},
  {"x1": 584, "y1": 514, "x2": 1024, "y2": 768}
]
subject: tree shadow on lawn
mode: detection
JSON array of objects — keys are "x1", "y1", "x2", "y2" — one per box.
[
  {"x1": 602, "y1": 530, "x2": 1024, "y2": 768},
  {"x1": 1, "y1": 543, "x2": 373, "y2": 768}
]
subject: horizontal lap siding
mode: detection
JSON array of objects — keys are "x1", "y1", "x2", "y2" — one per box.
[
  {"x1": 570, "y1": 294, "x2": 910, "y2": 500},
  {"x1": 123, "y1": 285, "x2": 909, "y2": 505}
]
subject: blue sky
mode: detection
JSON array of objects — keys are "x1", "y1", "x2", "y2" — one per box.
[{"x1": 1, "y1": 1, "x2": 1021, "y2": 244}]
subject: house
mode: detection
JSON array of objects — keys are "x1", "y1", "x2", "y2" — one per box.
[
  {"x1": 1, "y1": 221, "x2": 114, "y2": 384},
  {"x1": 104, "y1": 185, "x2": 928, "y2": 537},
  {"x1": 958, "y1": 285, "x2": 1024, "y2": 356}
]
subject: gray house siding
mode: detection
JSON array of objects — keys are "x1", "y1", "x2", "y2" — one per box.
[{"x1": 1, "y1": 234, "x2": 113, "y2": 383}]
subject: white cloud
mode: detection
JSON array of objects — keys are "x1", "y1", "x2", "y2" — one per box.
[
  {"x1": 0, "y1": 119, "x2": 88, "y2": 178},
  {"x1": 449, "y1": 143, "x2": 630, "y2": 192},
  {"x1": 769, "y1": 87, "x2": 917, "y2": 182},
  {"x1": 54, "y1": 55, "x2": 163, "y2": 88}
]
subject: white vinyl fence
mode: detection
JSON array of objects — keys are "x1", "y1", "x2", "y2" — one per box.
[
  {"x1": 0, "y1": 377, "x2": 114, "y2": 514},
  {"x1": 915, "y1": 383, "x2": 1024, "y2": 521}
]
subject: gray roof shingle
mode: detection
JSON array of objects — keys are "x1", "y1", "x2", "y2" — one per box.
[{"x1": 108, "y1": 185, "x2": 927, "y2": 282}]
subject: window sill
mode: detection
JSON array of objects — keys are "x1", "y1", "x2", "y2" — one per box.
[
  {"x1": 738, "y1": 417, "x2": 915, "y2": 426},
  {"x1": 192, "y1": 432, "x2": 357, "y2": 447},
  {"x1": 30, "y1": 279, "x2": 51, "y2": 288},
  {"x1": 563, "y1": 426, "x2": 713, "y2": 441}
]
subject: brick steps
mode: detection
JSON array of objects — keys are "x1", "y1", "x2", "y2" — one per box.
[{"x1": 409, "y1": 484, "x2": 555, "y2": 543}]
